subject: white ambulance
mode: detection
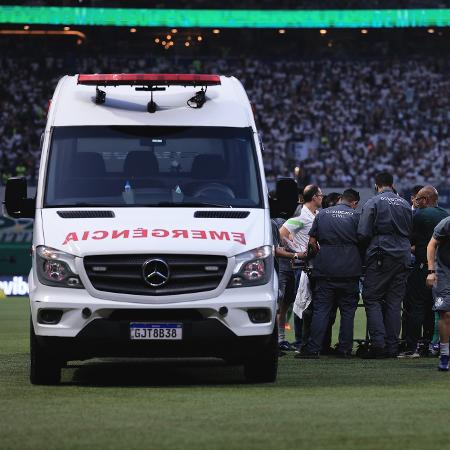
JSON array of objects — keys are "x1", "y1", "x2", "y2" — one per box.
[{"x1": 4, "y1": 74, "x2": 278, "y2": 384}]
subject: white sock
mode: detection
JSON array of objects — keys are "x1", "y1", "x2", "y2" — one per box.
[
  {"x1": 278, "y1": 330, "x2": 286, "y2": 342},
  {"x1": 440, "y1": 343, "x2": 449, "y2": 356}
]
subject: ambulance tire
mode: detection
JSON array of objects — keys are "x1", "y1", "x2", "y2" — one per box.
[
  {"x1": 243, "y1": 324, "x2": 278, "y2": 383},
  {"x1": 30, "y1": 319, "x2": 62, "y2": 385}
]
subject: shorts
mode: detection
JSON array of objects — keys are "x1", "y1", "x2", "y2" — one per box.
[
  {"x1": 433, "y1": 268, "x2": 450, "y2": 311},
  {"x1": 433, "y1": 293, "x2": 450, "y2": 312},
  {"x1": 278, "y1": 269, "x2": 296, "y2": 305}
]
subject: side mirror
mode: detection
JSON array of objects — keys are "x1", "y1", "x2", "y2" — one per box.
[{"x1": 4, "y1": 177, "x2": 35, "y2": 219}]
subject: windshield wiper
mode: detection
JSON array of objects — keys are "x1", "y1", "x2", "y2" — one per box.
[
  {"x1": 156, "y1": 201, "x2": 233, "y2": 208},
  {"x1": 47, "y1": 202, "x2": 233, "y2": 208}
]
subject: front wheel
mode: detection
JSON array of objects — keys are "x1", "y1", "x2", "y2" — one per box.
[
  {"x1": 30, "y1": 319, "x2": 62, "y2": 385},
  {"x1": 243, "y1": 324, "x2": 278, "y2": 383}
]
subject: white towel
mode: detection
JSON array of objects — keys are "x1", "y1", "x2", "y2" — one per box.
[{"x1": 293, "y1": 271, "x2": 312, "y2": 319}]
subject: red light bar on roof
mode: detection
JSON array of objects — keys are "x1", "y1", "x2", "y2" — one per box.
[{"x1": 78, "y1": 73, "x2": 221, "y2": 87}]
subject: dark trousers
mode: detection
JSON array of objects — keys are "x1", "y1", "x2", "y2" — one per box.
[
  {"x1": 362, "y1": 256, "x2": 409, "y2": 354},
  {"x1": 301, "y1": 303, "x2": 313, "y2": 347},
  {"x1": 401, "y1": 275, "x2": 412, "y2": 341},
  {"x1": 404, "y1": 263, "x2": 434, "y2": 350},
  {"x1": 306, "y1": 278, "x2": 359, "y2": 354},
  {"x1": 298, "y1": 272, "x2": 316, "y2": 348},
  {"x1": 278, "y1": 269, "x2": 296, "y2": 305},
  {"x1": 322, "y1": 304, "x2": 338, "y2": 351}
]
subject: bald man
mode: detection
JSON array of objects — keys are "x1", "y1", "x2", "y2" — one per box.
[
  {"x1": 399, "y1": 185, "x2": 449, "y2": 358},
  {"x1": 279, "y1": 184, "x2": 323, "y2": 352}
]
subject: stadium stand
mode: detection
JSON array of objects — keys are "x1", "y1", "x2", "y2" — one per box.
[{"x1": 1, "y1": 54, "x2": 448, "y2": 189}]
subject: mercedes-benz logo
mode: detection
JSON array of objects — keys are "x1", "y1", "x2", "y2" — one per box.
[{"x1": 142, "y1": 259, "x2": 170, "y2": 287}]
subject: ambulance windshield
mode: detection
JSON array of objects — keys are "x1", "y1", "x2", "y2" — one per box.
[{"x1": 44, "y1": 126, "x2": 263, "y2": 208}]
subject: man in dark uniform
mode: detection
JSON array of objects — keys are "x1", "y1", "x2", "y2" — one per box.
[
  {"x1": 296, "y1": 189, "x2": 362, "y2": 358},
  {"x1": 358, "y1": 172, "x2": 413, "y2": 358},
  {"x1": 399, "y1": 186, "x2": 449, "y2": 357},
  {"x1": 318, "y1": 191, "x2": 342, "y2": 354}
]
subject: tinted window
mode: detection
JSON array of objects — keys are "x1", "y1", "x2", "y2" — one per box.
[{"x1": 45, "y1": 126, "x2": 262, "y2": 208}]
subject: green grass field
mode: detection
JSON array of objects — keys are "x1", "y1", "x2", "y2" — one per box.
[{"x1": 1, "y1": 297, "x2": 448, "y2": 450}]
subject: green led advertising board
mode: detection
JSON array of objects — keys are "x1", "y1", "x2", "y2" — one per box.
[{"x1": 0, "y1": 6, "x2": 449, "y2": 28}]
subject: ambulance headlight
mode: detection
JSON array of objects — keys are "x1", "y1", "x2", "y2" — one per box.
[
  {"x1": 228, "y1": 245, "x2": 273, "y2": 288},
  {"x1": 36, "y1": 246, "x2": 84, "y2": 289}
]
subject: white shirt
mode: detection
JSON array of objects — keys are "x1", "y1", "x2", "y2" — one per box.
[{"x1": 282, "y1": 205, "x2": 316, "y2": 253}]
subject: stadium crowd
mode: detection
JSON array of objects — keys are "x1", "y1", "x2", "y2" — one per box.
[
  {"x1": 1, "y1": 55, "x2": 449, "y2": 189},
  {"x1": 213, "y1": 58, "x2": 450, "y2": 190}
]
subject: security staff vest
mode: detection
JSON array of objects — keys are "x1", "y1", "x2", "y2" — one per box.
[
  {"x1": 358, "y1": 190, "x2": 412, "y2": 266},
  {"x1": 309, "y1": 204, "x2": 362, "y2": 278}
]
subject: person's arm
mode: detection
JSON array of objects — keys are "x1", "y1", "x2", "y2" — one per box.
[
  {"x1": 357, "y1": 200, "x2": 375, "y2": 249},
  {"x1": 279, "y1": 225, "x2": 292, "y2": 242},
  {"x1": 279, "y1": 217, "x2": 304, "y2": 240},
  {"x1": 275, "y1": 246, "x2": 300, "y2": 260},
  {"x1": 279, "y1": 224, "x2": 307, "y2": 259},
  {"x1": 427, "y1": 217, "x2": 450, "y2": 287},
  {"x1": 411, "y1": 211, "x2": 422, "y2": 247},
  {"x1": 308, "y1": 236, "x2": 319, "y2": 258},
  {"x1": 279, "y1": 218, "x2": 307, "y2": 257},
  {"x1": 307, "y1": 215, "x2": 320, "y2": 257},
  {"x1": 426, "y1": 237, "x2": 439, "y2": 287}
]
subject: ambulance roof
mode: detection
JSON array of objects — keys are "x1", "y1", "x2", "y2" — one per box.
[{"x1": 49, "y1": 74, "x2": 255, "y2": 129}]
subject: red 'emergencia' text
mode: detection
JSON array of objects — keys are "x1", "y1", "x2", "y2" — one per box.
[{"x1": 63, "y1": 228, "x2": 246, "y2": 246}]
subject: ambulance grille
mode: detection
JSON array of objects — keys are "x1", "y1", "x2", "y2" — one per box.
[{"x1": 84, "y1": 254, "x2": 228, "y2": 296}]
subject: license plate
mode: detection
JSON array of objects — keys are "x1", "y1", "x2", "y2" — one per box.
[{"x1": 130, "y1": 323, "x2": 182, "y2": 340}]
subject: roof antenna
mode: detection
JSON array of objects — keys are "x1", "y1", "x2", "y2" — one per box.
[
  {"x1": 147, "y1": 90, "x2": 157, "y2": 113},
  {"x1": 95, "y1": 86, "x2": 106, "y2": 104},
  {"x1": 135, "y1": 86, "x2": 165, "y2": 113}
]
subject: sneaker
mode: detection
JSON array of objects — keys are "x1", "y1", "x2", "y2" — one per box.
[
  {"x1": 438, "y1": 355, "x2": 449, "y2": 371},
  {"x1": 417, "y1": 341, "x2": 428, "y2": 356},
  {"x1": 278, "y1": 340, "x2": 296, "y2": 351},
  {"x1": 294, "y1": 349, "x2": 320, "y2": 359},
  {"x1": 397, "y1": 350, "x2": 421, "y2": 359},
  {"x1": 290, "y1": 341, "x2": 302, "y2": 352},
  {"x1": 429, "y1": 343, "x2": 440, "y2": 356}
]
